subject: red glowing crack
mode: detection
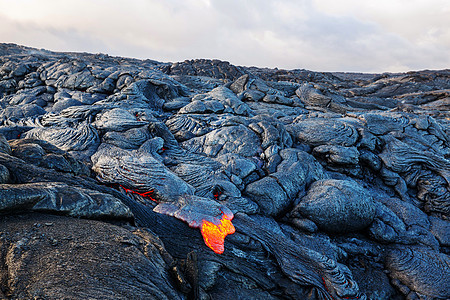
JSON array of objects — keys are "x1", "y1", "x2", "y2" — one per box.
[
  {"x1": 200, "y1": 213, "x2": 235, "y2": 254},
  {"x1": 213, "y1": 190, "x2": 221, "y2": 200},
  {"x1": 120, "y1": 184, "x2": 235, "y2": 254},
  {"x1": 119, "y1": 185, "x2": 158, "y2": 203}
]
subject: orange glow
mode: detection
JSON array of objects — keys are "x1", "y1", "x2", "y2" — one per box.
[{"x1": 200, "y1": 213, "x2": 235, "y2": 254}]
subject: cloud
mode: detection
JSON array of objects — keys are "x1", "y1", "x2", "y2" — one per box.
[
  {"x1": 0, "y1": 0, "x2": 448, "y2": 72},
  {"x1": 0, "y1": 14, "x2": 110, "y2": 53},
  {"x1": 313, "y1": 0, "x2": 450, "y2": 46}
]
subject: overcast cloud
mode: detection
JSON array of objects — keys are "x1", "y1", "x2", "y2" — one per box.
[{"x1": 0, "y1": 0, "x2": 448, "y2": 72}]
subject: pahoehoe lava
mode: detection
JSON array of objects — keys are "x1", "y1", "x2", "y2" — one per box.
[{"x1": 0, "y1": 43, "x2": 449, "y2": 299}]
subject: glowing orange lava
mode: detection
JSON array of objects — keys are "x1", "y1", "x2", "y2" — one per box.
[{"x1": 200, "y1": 214, "x2": 235, "y2": 254}]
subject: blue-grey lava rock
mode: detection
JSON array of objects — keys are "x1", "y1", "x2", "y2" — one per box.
[
  {"x1": 295, "y1": 179, "x2": 376, "y2": 233},
  {"x1": 0, "y1": 43, "x2": 449, "y2": 300}
]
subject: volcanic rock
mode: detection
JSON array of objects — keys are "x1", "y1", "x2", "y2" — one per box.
[{"x1": 0, "y1": 43, "x2": 449, "y2": 299}]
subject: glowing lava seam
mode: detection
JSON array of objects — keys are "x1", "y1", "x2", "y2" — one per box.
[
  {"x1": 200, "y1": 213, "x2": 235, "y2": 254},
  {"x1": 119, "y1": 185, "x2": 158, "y2": 203},
  {"x1": 119, "y1": 184, "x2": 235, "y2": 254}
]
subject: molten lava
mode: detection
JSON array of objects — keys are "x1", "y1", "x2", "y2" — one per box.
[
  {"x1": 118, "y1": 183, "x2": 235, "y2": 254},
  {"x1": 213, "y1": 190, "x2": 221, "y2": 200},
  {"x1": 200, "y1": 213, "x2": 235, "y2": 254},
  {"x1": 119, "y1": 185, "x2": 157, "y2": 203}
]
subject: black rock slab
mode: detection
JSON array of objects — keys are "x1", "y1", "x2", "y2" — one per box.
[{"x1": 0, "y1": 213, "x2": 181, "y2": 299}]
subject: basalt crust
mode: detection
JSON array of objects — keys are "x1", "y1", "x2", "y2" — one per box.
[{"x1": 0, "y1": 43, "x2": 449, "y2": 299}]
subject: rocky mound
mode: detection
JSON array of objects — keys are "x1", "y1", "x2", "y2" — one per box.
[{"x1": 0, "y1": 43, "x2": 449, "y2": 299}]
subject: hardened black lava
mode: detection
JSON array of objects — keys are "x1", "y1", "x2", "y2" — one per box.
[{"x1": 0, "y1": 43, "x2": 449, "y2": 299}]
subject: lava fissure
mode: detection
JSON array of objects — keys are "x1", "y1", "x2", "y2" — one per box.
[{"x1": 119, "y1": 184, "x2": 158, "y2": 203}]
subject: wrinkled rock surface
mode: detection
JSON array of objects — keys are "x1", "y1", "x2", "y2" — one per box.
[{"x1": 0, "y1": 43, "x2": 449, "y2": 299}]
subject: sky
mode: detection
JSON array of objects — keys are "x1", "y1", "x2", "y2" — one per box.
[{"x1": 0, "y1": 0, "x2": 449, "y2": 73}]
